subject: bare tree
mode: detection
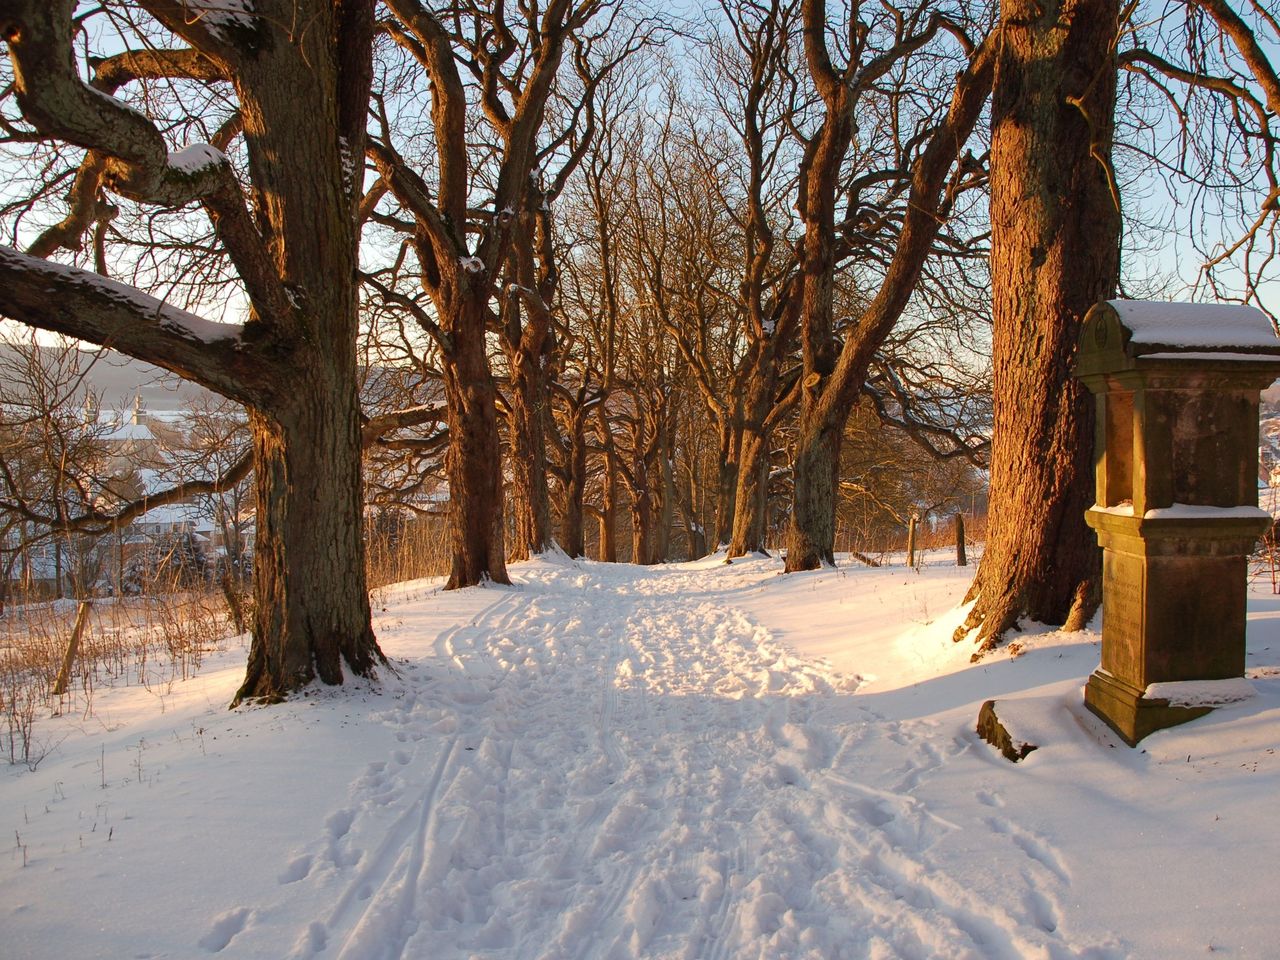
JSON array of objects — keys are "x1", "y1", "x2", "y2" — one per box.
[
  {"x1": 0, "y1": 0, "x2": 383, "y2": 703},
  {"x1": 783, "y1": 0, "x2": 994, "y2": 572},
  {"x1": 497, "y1": 25, "x2": 653, "y2": 560},
  {"x1": 701, "y1": 0, "x2": 809, "y2": 557},
  {"x1": 0, "y1": 334, "x2": 113, "y2": 600},
  {"x1": 556, "y1": 77, "x2": 641, "y2": 561},
  {"x1": 169, "y1": 396, "x2": 254, "y2": 584},
  {"x1": 368, "y1": 0, "x2": 627, "y2": 585}
]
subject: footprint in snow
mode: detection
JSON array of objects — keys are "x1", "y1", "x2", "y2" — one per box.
[
  {"x1": 1023, "y1": 887, "x2": 1061, "y2": 933},
  {"x1": 326, "y1": 808, "x2": 354, "y2": 840},
  {"x1": 278, "y1": 854, "x2": 312, "y2": 885},
  {"x1": 985, "y1": 816, "x2": 1071, "y2": 883},
  {"x1": 853, "y1": 797, "x2": 896, "y2": 829},
  {"x1": 767, "y1": 762, "x2": 808, "y2": 789},
  {"x1": 287, "y1": 921, "x2": 326, "y2": 959},
  {"x1": 198, "y1": 907, "x2": 251, "y2": 953}
]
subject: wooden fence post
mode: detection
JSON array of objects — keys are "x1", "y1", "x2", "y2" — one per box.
[
  {"x1": 955, "y1": 513, "x2": 967, "y2": 567},
  {"x1": 53, "y1": 600, "x2": 92, "y2": 697},
  {"x1": 907, "y1": 514, "x2": 918, "y2": 569}
]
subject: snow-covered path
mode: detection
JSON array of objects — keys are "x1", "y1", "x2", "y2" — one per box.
[{"x1": 231, "y1": 558, "x2": 1117, "y2": 960}]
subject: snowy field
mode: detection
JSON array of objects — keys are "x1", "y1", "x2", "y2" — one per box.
[{"x1": 4, "y1": 551, "x2": 1280, "y2": 959}]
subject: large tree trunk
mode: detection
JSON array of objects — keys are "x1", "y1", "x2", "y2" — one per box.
[
  {"x1": 231, "y1": 3, "x2": 382, "y2": 702},
  {"x1": 503, "y1": 203, "x2": 557, "y2": 561},
  {"x1": 955, "y1": 0, "x2": 1121, "y2": 651},
  {"x1": 713, "y1": 421, "x2": 741, "y2": 550},
  {"x1": 505, "y1": 344, "x2": 553, "y2": 561},
  {"x1": 729, "y1": 425, "x2": 771, "y2": 557},
  {"x1": 784, "y1": 211, "x2": 843, "y2": 571},
  {"x1": 558, "y1": 400, "x2": 588, "y2": 558},
  {"x1": 783, "y1": 62, "x2": 848, "y2": 573},
  {"x1": 596, "y1": 406, "x2": 619, "y2": 562},
  {"x1": 235, "y1": 392, "x2": 379, "y2": 702},
  {"x1": 785, "y1": 404, "x2": 843, "y2": 569},
  {"x1": 728, "y1": 339, "x2": 791, "y2": 558},
  {"x1": 630, "y1": 447, "x2": 653, "y2": 566},
  {"x1": 444, "y1": 298, "x2": 510, "y2": 588},
  {"x1": 654, "y1": 410, "x2": 675, "y2": 562}
]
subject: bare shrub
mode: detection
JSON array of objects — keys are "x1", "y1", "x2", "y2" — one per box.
[
  {"x1": 0, "y1": 582, "x2": 242, "y2": 768},
  {"x1": 365, "y1": 512, "x2": 450, "y2": 591}
]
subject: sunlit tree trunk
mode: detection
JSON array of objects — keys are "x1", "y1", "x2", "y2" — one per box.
[
  {"x1": 713, "y1": 422, "x2": 741, "y2": 549},
  {"x1": 442, "y1": 295, "x2": 510, "y2": 588},
  {"x1": 596, "y1": 406, "x2": 620, "y2": 562},
  {"x1": 956, "y1": 0, "x2": 1121, "y2": 651}
]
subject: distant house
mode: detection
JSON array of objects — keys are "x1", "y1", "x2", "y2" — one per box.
[{"x1": 2, "y1": 394, "x2": 253, "y2": 599}]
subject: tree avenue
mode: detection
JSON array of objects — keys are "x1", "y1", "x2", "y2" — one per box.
[{"x1": 1, "y1": 0, "x2": 1278, "y2": 708}]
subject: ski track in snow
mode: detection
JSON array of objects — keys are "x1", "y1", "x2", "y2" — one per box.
[{"x1": 234, "y1": 560, "x2": 1119, "y2": 960}]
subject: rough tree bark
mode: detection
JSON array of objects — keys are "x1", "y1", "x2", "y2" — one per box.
[
  {"x1": 954, "y1": 0, "x2": 1121, "y2": 652},
  {"x1": 729, "y1": 427, "x2": 772, "y2": 555},
  {"x1": 714, "y1": 423, "x2": 742, "y2": 549},
  {"x1": 504, "y1": 344, "x2": 555, "y2": 564},
  {"x1": 551, "y1": 379, "x2": 594, "y2": 558},
  {"x1": 232, "y1": 8, "x2": 382, "y2": 699},
  {"x1": 0, "y1": 0, "x2": 383, "y2": 705},
  {"x1": 729, "y1": 352, "x2": 799, "y2": 557},
  {"x1": 596, "y1": 405, "x2": 621, "y2": 562},
  {"x1": 628, "y1": 406, "x2": 655, "y2": 565},
  {"x1": 502, "y1": 199, "x2": 558, "y2": 561},
  {"x1": 442, "y1": 296, "x2": 511, "y2": 588},
  {"x1": 654, "y1": 403, "x2": 676, "y2": 561}
]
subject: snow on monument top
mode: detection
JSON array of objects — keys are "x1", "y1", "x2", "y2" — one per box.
[{"x1": 1108, "y1": 299, "x2": 1279, "y2": 350}]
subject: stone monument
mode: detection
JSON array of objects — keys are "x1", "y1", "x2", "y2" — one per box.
[{"x1": 1074, "y1": 300, "x2": 1280, "y2": 745}]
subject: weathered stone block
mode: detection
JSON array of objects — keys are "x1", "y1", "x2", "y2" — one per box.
[{"x1": 976, "y1": 700, "x2": 1038, "y2": 763}]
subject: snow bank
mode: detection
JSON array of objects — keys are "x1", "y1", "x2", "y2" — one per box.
[{"x1": 4, "y1": 554, "x2": 1280, "y2": 959}]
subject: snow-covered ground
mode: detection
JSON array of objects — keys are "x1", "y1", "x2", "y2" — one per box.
[{"x1": 5, "y1": 551, "x2": 1280, "y2": 959}]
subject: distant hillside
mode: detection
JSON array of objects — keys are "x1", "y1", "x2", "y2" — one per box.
[
  {"x1": 0, "y1": 344, "x2": 425, "y2": 415},
  {"x1": 0, "y1": 344, "x2": 215, "y2": 413}
]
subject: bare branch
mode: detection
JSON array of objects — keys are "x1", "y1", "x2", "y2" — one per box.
[{"x1": 0, "y1": 245, "x2": 272, "y2": 404}]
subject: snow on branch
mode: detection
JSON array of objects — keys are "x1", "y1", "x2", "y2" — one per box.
[
  {"x1": 0, "y1": 245, "x2": 269, "y2": 406},
  {"x1": 178, "y1": 0, "x2": 256, "y2": 35}
]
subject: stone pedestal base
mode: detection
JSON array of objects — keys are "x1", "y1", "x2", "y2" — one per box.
[
  {"x1": 1083, "y1": 510, "x2": 1264, "y2": 745},
  {"x1": 1083, "y1": 669, "x2": 1211, "y2": 746}
]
